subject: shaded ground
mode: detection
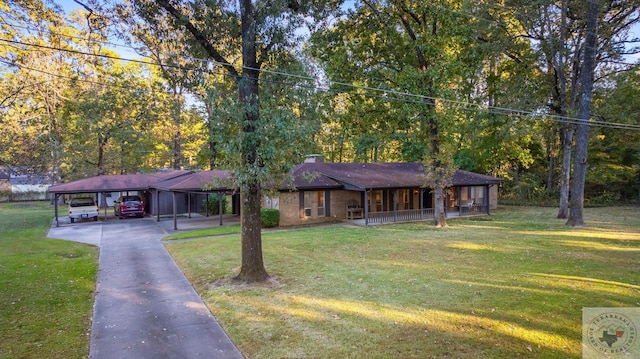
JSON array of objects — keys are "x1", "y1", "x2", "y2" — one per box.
[{"x1": 48, "y1": 216, "x2": 243, "y2": 359}]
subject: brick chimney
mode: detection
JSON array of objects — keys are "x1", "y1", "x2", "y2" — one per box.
[{"x1": 304, "y1": 154, "x2": 324, "y2": 163}]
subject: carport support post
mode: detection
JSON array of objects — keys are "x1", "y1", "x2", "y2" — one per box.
[
  {"x1": 101, "y1": 192, "x2": 107, "y2": 221},
  {"x1": 156, "y1": 190, "x2": 160, "y2": 222},
  {"x1": 172, "y1": 192, "x2": 178, "y2": 231},
  {"x1": 219, "y1": 192, "x2": 223, "y2": 226},
  {"x1": 205, "y1": 195, "x2": 209, "y2": 217},
  {"x1": 54, "y1": 193, "x2": 60, "y2": 227},
  {"x1": 188, "y1": 193, "x2": 191, "y2": 219}
]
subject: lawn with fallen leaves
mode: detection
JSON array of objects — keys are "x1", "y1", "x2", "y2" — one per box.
[
  {"x1": 165, "y1": 206, "x2": 640, "y2": 358},
  {"x1": 0, "y1": 202, "x2": 98, "y2": 359}
]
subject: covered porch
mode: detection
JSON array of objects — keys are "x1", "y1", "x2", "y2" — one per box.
[{"x1": 354, "y1": 185, "x2": 492, "y2": 226}]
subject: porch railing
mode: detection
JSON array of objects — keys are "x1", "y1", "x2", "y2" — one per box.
[
  {"x1": 367, "y1": 208, "x2": 434, "y2": 224},
  {"x1": 459, "y1": 204, "x2": 488, "y2": 216}
]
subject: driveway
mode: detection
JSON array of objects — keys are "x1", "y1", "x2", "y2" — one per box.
[{"x1": 48, "y1": 217, "x2": 244, "y2": 359}]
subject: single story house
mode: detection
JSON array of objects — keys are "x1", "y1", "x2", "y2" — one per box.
[
  {"x1": 48, "y1": 160, "x2": 500, "y2": 228},
  {"x1": 273, "y1": 160, "x2": 501, "y2": 226}
]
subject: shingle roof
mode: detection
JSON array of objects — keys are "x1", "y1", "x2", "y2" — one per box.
[
  {"x1": 290, "y1": 162, "x2": 501, "y2": 190},
  {"x1": 48, "y1": 163, "x2": 501, "y2": 195},
  {"x1": 48, "y1": 170, "x2": 192, "y2": 194},
  {"x1": 153, "y1": 170, "x2": 233, "y2": 192}
]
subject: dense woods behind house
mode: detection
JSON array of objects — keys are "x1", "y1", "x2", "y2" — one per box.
[{"x1": 1, "y1": 0, "x2": 639, "y2": 208}]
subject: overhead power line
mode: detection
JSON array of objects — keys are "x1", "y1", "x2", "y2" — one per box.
[{"x1": 1, "y1": 37, "x2": 640, "y2": 130}]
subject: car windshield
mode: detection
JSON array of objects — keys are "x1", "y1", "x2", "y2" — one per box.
[{"x1": 122, "y1": 196, "x2": 141, "y2": 202}]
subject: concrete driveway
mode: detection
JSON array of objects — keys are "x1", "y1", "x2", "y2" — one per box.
[{"x1": 48, "y1": 216, "x2": 244, "y2": 359}]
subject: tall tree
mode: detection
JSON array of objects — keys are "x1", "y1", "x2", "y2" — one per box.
[
  {"x1": 311, "y1": 0, "x2": 485, "y2": 226},
  {"x1": 566, "y1": 0, "x2": 599, "y2": 226},
  {"x1": 126, "y1": 0, "x2": 339, "y2": 282},
  {"x1": 497, "y1": 0, "x2": 640, "y2": 216},
  {"x1": 115, "y1": 1, "x2": 205, "y2": 169},
  {"x1": 0, "y1": 0, "x2": 69, "y2": 180}
]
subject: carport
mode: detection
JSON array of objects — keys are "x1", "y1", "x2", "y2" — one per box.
[
  {"x1": 151, "y1": 170, "x2": 237, "y2": 230},
  {"x1": 48, "y1": 170, "x2": 238, "y2": 230},
  {"x1": 48, "y1": 171, "x2": 191, "y2": 227}
]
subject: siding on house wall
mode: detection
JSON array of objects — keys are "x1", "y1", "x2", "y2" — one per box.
[
  {"x1": 277, "y1": 186, "x2": 499, "y2": 226},
  {"x1": 11, "y1": 184, "x2": 48, "y2": 201},
  {"x1": 330, "y1": 190, "x2": 362, "y2": 219},
  {"x1": 490, "y1": 185, "x2": 498, "y2": 210},
  {"x1": 278, "y1": 192, "x2": 300, "y2": 226},
  {"x1": 277, "y1": 190, "x2": 362, "y2": 226},
  {"x1": 0, "y1": 180, "x2": 10, "y2": 202}
]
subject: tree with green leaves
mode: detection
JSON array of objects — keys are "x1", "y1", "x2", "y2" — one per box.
[
  {"x1": 0, "y1": 0, "x2": 70, "y2": 180},
  {"x1": 125, "y1": 0, "x2": 339, "y2": 282},
  {"x1": 493, "y1": 0, "x2": 640, "y2": 219},
  {"x1": 311, "y1": 0, "x2": 489, "y2": 226},
  {"x1": 114, "y1": 1, "x2": 207, "y2": 170}
]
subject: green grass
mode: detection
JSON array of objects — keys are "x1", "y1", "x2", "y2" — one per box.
[
  {"x1": 165, "y1": 206, "x2": 640, "y2": 358},
  {"x1": 163, "y1": 224, "x2": 241, "y2": 240},
  {"x1": 0, "y1": 202, "x2": 98, "y2": 359}
]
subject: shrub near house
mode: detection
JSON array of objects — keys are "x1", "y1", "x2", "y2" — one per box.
[{"x1": 261, "y1": 208, "x2": 280, "y2": 228}]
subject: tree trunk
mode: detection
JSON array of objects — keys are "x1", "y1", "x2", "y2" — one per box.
[
  {"x1": 433, "y1": 186, "x2": 447, "y2": 227},
  {"x1": 557, "y1": 126, "x2": 573, "y2": 218},
  {"x1": 553, "y1": 0, "x2": 572, "y2": 219},
  {"x1": 546, "y1": 127, "x2": 557, "y2": 193},
  {"x1": 173, "y1": 126, "x2": 181, "y2": 169},
  {"x1": 567, "y1": 0, "x2": 598, "y2": 227},
  {"x1": 237, "y1": 182, "x2": 268, "y2": 282},
  {"x1": 97, "y1": 133, "x2": 107, "y2": 176},
  {"x1": 235, "y1": 0, "x2": 269, "y2": 282},
  {"x1": 428, "y1": 116, "x2": 448, "y2": 227},
  {"x1": 153, "y1": 0, "x2": 269, "y2": 282},
  {"x1": 172, "y1": 91, "x2": 182, "y2": 170}
]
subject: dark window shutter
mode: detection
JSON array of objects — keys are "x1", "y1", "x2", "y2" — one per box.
[
  {"x1": 299, "y1": 191, "x2": 305, "y2": 218},
  {"x1": 325, "y1": 191, "x2": 331, "y2": 217}
]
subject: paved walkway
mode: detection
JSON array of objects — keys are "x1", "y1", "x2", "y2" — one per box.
[{"x1": 48, "y1": 216, "x2": 244, "y2": 359}]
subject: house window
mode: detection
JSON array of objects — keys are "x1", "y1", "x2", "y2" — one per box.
[
  {"x1": 317, "y1": 191, "x2": 325, "y2": 217},
  {"x1": 304, "y1": 191, "x2": 313, "y2": 217},
  {"x1": 399, "y1": 189, "x2": 409, "y2": 210},
  {"x1": 471, "y1": 186, "x2": 484, "y2": 204},
  {"x1": 374, "y1": 190, "x2": 383, "y2": 212},
  {"x1": 301, "y1": 191, "x2": 326, "y2": 218}
]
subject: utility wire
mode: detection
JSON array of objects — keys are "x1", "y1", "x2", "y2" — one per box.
[{"x1": 2, "y1": 37, "x2": 640, "y2": 130}]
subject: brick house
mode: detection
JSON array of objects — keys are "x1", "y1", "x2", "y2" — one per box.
[{"x1": 273, "y1": 160, "x2": 501, "y2": 226}]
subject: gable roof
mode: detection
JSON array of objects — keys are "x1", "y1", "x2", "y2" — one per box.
[{"x1": 290, "y1": 162, "x2": 501, "y2": 191}]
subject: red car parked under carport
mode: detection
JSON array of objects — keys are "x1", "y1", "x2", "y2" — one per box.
[{"x1": 114, "y1": 195, "x2": 145, "y2": 219}]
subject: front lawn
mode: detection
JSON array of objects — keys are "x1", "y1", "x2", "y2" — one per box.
[
  {"x1": 166, "y1": 206, "x2": 640, "y2": 358},
  {"x1": 0, "y1": 202, "x2": 98, "y2": 359}
]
